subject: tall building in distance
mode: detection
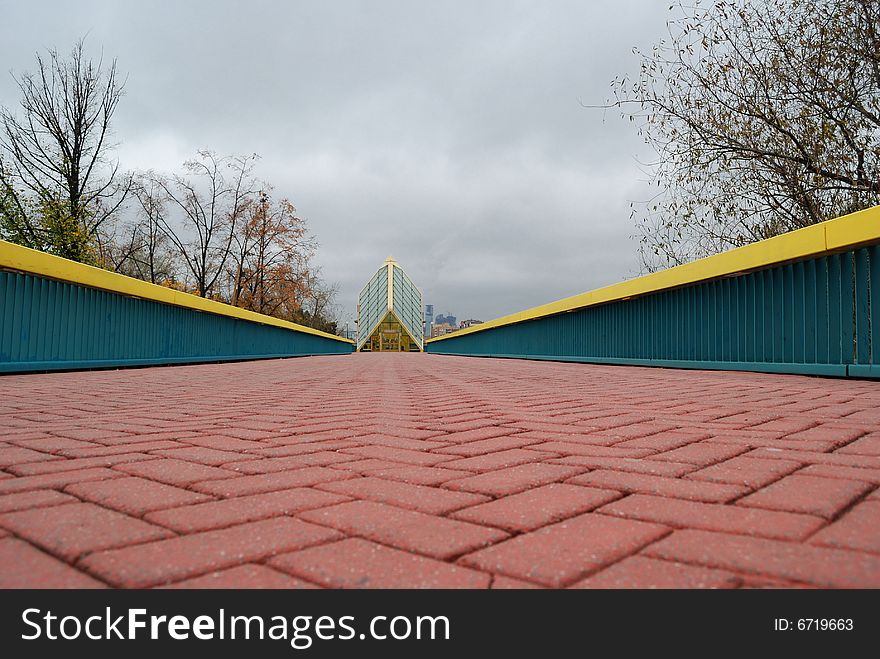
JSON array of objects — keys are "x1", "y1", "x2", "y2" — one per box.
[
  {"x1": 357, "y1": 256, "x2": 424, "y2": 352},
  {"x1": 424, "y1": 303, "x2": 434, "y2": 338},
  {"x1": 435, "y1": 313, "x2": 457, "y2": 327}
]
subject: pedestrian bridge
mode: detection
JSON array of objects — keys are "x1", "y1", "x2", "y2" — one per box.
[
  {"x1": 0, "y1": 206, "x2": 879, "y2": 588},
  {"x1": 2, "y1": 206, "x2": 879, "y2": 378}
]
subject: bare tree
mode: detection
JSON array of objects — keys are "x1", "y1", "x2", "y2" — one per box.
[
  {"x1": 103, "y1": 176, "x2": 178, "y2": 283},
  {"x1": 295, "y1": 268, "x2": 339, "y2": 333},
  {"x1": 150, "y1": 151, "x2": 257, "y2": 297},
  {"x1": 0, "y1": 39, "x2": 131, "y2": 262},
  {"x1": 131, "y1": 177, "x2": 176, "y2": 283},
  {"x1": 601, "y1": 0, "x2": 880, "y2": 271}
]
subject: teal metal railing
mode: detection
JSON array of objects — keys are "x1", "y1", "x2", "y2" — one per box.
[
  {"x1": 0, "y1": 244, "x2": 352, "y2": 373},
  {"x1": 427, "y1": 211, "x2": 880, "y2": 379}
]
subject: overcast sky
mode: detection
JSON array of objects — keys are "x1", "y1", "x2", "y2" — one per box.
[{"x1": 0, "y1": 0, "x2": 671, "y2": 328}]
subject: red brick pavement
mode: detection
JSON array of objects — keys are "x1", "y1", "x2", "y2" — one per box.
[{"x1": 0, "y1": 353, "x2": 878, "y2": 588}]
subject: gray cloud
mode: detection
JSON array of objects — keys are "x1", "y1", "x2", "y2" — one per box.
[{"x1": 0, "y1": 0, "x2": 671, "y2": 326}]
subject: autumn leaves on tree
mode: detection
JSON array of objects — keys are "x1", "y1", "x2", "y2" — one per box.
[
  {"x1": 0, "y1": 39, "x2": 338, "y2": 333},
  {"x1": 602, "y1": 0, "x2": 879, "y2": 271}
]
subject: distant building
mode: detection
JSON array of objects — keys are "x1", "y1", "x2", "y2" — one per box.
[
  {"x1": 459, "y1": 319, "x2": 483, "y2": 329},
  {"x1": 430, "y1": 322, "x2": 457, "y2": 338},
  {"x1": 435, "y1": 313, "x2": 457, "y2": 327},
  {"x1": 356, "y1": 256, "x2": 423, "y2": 352},
  {"x1": 424, "y1": 303, "x2": 434, "y2": 337}
]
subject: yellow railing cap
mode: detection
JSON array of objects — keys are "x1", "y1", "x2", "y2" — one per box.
[
  {"x1": 0, "y1": 239, "x2": 354, "y2": 345},
  {"x1": 427, "y1": 204, "x2": 880, "y2": 344}
]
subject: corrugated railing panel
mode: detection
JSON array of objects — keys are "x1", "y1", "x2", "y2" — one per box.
[
  {"x1": 427, "y1": 242, "x2": 879, "y2": 379},
  {"x1": 0, "y1": 270, "x2": 352, "y2": 373},
  {"x1": 855, "y1": 248, "x2": 871, "y2": 365},
  {"x1": 872, "y1": 245, "x2": 880, "y2": 365},
  {"x1": 841, "y1": 252, "x2": 856, "y2": 366}
]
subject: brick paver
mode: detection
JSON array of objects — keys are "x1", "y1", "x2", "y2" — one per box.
[
  {"x1": 269, "y1": 537, "x2": 492, "y2": 588},
  {"x1": 299, "y1": 500, "x2": 507, "y2": 559},
  {"x1": 162, "y1": 564, "x2": 317, "y2": 589},
  {"x1": 0, "y1": 502, "x2": 171, "y2": 561},
  {"x1": 450, "y1": 483, "x2": 621, "y2": 532},
  {"x1": 0, "y1": 537, "x2": 106, "y2": 588},
  {"x1": 0, "y1": 353, "x2": 878, "y2": 588},
  {"x1": 808, "y1": 500, "x2": 880, "y2": 553},
  {"x1": 458, "y1": 513, "x2": 669, "y2": 587},
  {"x1": 66, "y1": 476, "x2": 213, "y2": 515},
  {"x1": 735, "y1": 473, "x2": 871, "y2": 519},
  {"x1": 570, "y1": 556, "x2": 740, "y2": 589},
  {"x1": 81, "y1": 517, "x2": 342, "y2": 587}
]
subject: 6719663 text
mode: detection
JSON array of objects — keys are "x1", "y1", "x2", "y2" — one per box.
[{"x1": 774, "y1": 619, "x2": 854, "y2": 631}]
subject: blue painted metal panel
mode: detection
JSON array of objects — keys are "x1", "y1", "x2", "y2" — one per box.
[
  {"x1": 0, "y1": 270, "x2": 352, "y2": 373},
  {"x1": 426, "y1": 352, "x2": 849, "y2": 378},
  {"x1": 871, "y1": 245, "x2": 880, "y2": 365},
  {"x1": 427, "y1": 246, "x2": 880, "y2": 379}
]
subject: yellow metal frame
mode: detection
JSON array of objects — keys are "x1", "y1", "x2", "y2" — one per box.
[
  {"x1": 358, "y1": 309, "x2": 422, "y2": 352},
  {"x1": 427, "y1": 205, "x2": 880, "y2": 344},
  {"x1": 356, "y1": 256, "x2": 425, "y2": 351},
  {"x1": 0, "y1": 239, "x2": 353, "y2": 345}
]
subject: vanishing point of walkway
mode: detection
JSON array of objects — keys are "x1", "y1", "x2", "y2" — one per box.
[{"x1": 1, "y1": 353, "x2": 879, "y2": 588}]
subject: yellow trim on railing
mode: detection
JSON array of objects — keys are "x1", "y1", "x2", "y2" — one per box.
[
  {"x1": 0, "y1": 239, "x2": 353, "y2": 345},
  {"x1": 427, "y1": 204, "x2": 880, "y2": 344}
]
